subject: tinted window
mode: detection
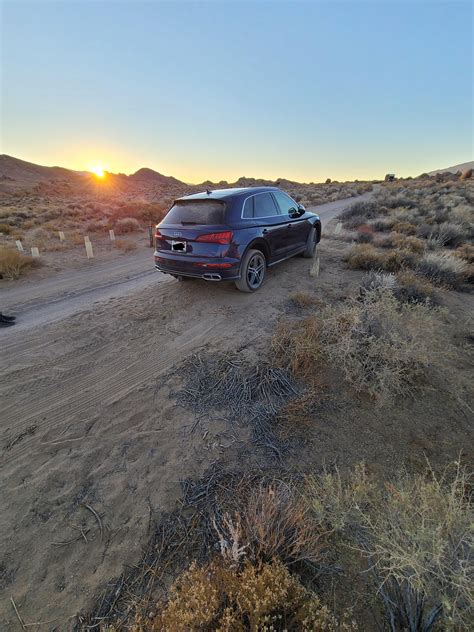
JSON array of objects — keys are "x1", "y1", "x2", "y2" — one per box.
[
  {"x1": 164, "y1": 200, "x2": 225, "y2": 225},
  {"x1": 242, "y1": 196, "x2": 254, "y2": 218},
  {"x1": 273, "y1": 191, "x2": 297, "y2": 215},
  {"x1": 254, "y1": 193, "x2": 279, "y2": 218}
]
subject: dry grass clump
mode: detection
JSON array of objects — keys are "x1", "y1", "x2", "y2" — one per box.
[
  {"x1": 454, "y1": 243, "x2": 474, "y2": 264},
  {"x1": 0, "y1": 247, "x2": 36, "y2": 280},
  {"x1": 417, "y1": 252, "x2": 468, "y2": 288},
  {"x1": 394, "y1": 270, "x2": 437, "y2": 305},
  {"x1": 308, "y1": 462, "x2": 473, "y2": 631},
  {"x1": 345, "y1": 243, "x2": 416, "y2": 272},
  {"x1": 0, "y1": 223, "x2": 12, "y2": 235},
  {"x1": 392, "y1": 220, "x2": 417, "y2": 235},
  {"x1": 273, "y1": 289, "x2": 440, "y2": 404},
  {"x1": 115, "y1": 238, "x2": 137, "y2": 252},
  {"x1": 288, "y1": 291, "x2": 319, "y2": 309},
  {"x1": 389, "y1": 233, "x2": 426, "y2": 253},
  {"x1": 214, "y1": 480, "x2": 327, "y2": 566},
  {"x1": 114, "y1": 216, "x2": 141, "y2": 234},
  {"x1": 148, "y1": 559, "x2": 357, "y2": 631}
]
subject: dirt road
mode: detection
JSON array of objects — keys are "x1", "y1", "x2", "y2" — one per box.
[{"x1": 0, "y1": 192, "x2": 372, "y2": 333}]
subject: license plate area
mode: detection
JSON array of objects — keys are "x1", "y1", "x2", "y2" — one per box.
[{"x1": 171, "y1": 240, "x2": 187, "y2": 252}]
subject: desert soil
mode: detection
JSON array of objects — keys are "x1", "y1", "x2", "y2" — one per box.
[{"x1": 1, "y1": 192, "x2": 472, "y2": 629}]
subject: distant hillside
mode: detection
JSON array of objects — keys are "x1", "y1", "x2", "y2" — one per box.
[
  {"x1": 0, "y1": 154, "x2": 373, "y2": 206},
  {"x1": 428, "y1": 161, "x2": 474, "y2": 175},
  {"x1": 0, "y1": 155, "x2": 190, "y2": 198},
  {"x1": 0, "y1": 154, "x2": 83, "y2": 189}
]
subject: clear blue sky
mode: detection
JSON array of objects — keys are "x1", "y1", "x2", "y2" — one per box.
[{"x1": 1, "y1": 0, "x2": 472, "y2": 182}]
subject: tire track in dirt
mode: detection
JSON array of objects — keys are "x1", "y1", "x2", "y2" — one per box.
[{"x1": 1, "y1": 315, "x2": 227, "y2": 466}]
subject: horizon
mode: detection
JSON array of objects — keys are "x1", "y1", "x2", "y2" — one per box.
[{"x1": 1, "y1": 1, "x2": 473, "y2": 182}]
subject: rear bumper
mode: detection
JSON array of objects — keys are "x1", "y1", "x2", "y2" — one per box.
[{"x1": 154, "y1": 253, "x2": 240, "y2": 281}]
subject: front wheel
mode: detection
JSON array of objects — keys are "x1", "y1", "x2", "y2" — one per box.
[
  {"x1": 235, "y1": 249, "x2": 266, "y2": 292},
  {"x1": 302, "y1": 227, "x2": 318, "y2": 258}
]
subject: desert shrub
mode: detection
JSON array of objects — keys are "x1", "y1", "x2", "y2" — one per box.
[
  {"x1": 214, "y1": 480, "x2": 326, "y2": 566},
  {"x1": 27, "y1": 227, "x2": 49, "y2": 245},
  {"x1": 449, "y1": 203, "x2": 473, "y2": 226},
  {"x1": 392, "y1": 221, "x2": 417, "y2": 235},
  {"x1": 309, "y1": 462, "x2": 473, "y2": 631},
  {"x1": 460, "y1": 168, "x2": 472, "y2": 180},
  {"x1": 417, "y1": 252, "x2": 468, "y2": 288},
  {"x1": 394, "y1": 270, "x2": 437, "y2": 305},
  {"x1": 454, "y1": 243, "x2": 474, "y2": 264},
  {"x1": 341, "y1": 213, "x2": 367, "y2": 229},
  {"x1": 273, "y1": 289, "x2": 439, "y2": 404},
  {"x1": 390, "y1": 234, "x2": 426, "y2": 254},
  {"x1": 115, "y1": 239, "x2": 137, "y2": 252},
  {"x1": 424, "y1": 222, "x2": 467, "y2": 248},
  {"x1": 371, "y1": 217, "x2": 395, "y2": 232},
  {"x1": 114, "y1": 216, "x2": 141, "y2": 234},
  {"x1": 85, "y1": 219, "x2": 109, "y2": 233},
  {"x1": 288, "y1": 291, "x2": 318, "y2": 309},
  {"x1": 0, "y1": 247, "x2": 35, "y2": 280},
  {"x1": 359, "y1": 270, "x2": 397, "y2": 295},
  {"x1": 0, "y1": 223, "x2": 12, "y2": 235},
  {"x1": 355, "y1": 225, "x2": 374, "y2": 243},
  {"x1": 151, "y1": 559, "x2": 356, "y2": 631},
  {"x1": 340, "y1": 201, "x2": 382, "y2": 227},
  {"x1": 345, "y1": 244, "x2": 416, "y2": 272}
]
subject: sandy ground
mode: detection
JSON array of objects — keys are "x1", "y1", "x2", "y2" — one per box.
[{"x1": 1, "y1": 191, "x2": 472, "y2": 629}]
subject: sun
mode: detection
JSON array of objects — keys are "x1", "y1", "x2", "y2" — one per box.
[{"x1": 90, "y1": 165, "x2": 106, "y2": 178}]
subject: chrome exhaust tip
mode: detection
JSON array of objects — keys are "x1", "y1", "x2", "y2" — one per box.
[{"x1": 203, "y1": 273, "x2": 222, "y2": 281}]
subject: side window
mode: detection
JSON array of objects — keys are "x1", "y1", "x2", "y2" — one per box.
[
  {"x1": 272, "y1": 191, "x2": 297, "y2": 215},
  {"x1": 254, "y1": 193, "x2": 279, "y2": 218},
  {"x1": 242, "y1": 196, "x2": 254, "y2": 218}
]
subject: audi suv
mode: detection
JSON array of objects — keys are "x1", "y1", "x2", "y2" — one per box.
[{"x1": 154, "y1": 187, "x2": 321, "y2": 292}]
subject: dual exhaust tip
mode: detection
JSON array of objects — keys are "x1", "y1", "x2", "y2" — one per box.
[{"x1": 155, "y1": 264, "x2": 221, "y2": 281}]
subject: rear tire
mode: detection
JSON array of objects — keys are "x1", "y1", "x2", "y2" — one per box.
[
  {"x1": 235, "y1": 248, "x2": 266, "y2": 292},
  {"x1": 302, "y1": 227, "x2": 318, "y2": 258}
]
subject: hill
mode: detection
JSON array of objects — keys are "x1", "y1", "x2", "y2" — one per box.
[{"x1": 428, "y1": 160, "x2": 474, "y2": 175}]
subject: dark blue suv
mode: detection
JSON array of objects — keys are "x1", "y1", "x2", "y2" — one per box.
[{"x1": 154, "y1": 186, "x2": 321, "y2": 292}]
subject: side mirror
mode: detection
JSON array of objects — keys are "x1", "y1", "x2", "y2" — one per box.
[{"x1": 289, "y1": 205, "x2": 305, "y2": 218}]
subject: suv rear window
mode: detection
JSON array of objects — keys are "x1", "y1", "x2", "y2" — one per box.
[{"x1": 164, "y1": 200, "x2": 225, "y2": 225}]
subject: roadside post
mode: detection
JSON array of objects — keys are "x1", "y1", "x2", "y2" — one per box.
[
  {"x1": 59, "y1": 231, "x2": 65, "y2": 241},
  {"x1": 15, "y1": 240, "x2": 24, "y2": 252},
  {"x1": 109, "y1": 229, "x2": 116, "y2": 242},
  {"x1": 310, "y1": 256, "x2": 320, "y2": 278},
  {"x1": 31, "y1": 247, "x2": 40, "y2": 258},
  {"x1": 148, "y1": 225, "x2": 154, "y2": 247},
  {"x1": 84, "y1": 236, "x2": 94, "y2": 258}
]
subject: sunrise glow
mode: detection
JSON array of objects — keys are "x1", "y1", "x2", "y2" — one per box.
[{"x1": 90, "y1": 165, "x2": 106, "y2": 178}]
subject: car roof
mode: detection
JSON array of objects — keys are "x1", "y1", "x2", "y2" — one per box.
[{"x1": 175, "y1": 186, "x2": 280, "y2": 202}]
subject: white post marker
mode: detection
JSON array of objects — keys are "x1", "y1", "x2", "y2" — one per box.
[
  {"x1": 84, "y1": 235, "x2": 91, "y2": 244},
  {"x1": 310, "y1": 256, "x2": 320, "y2": 278},
  {"x1": 15, "y1": 240, "x2": 24, "y2": 252},
  {"x1": 59, "y1": 231, "x2": 65, "y2": 241},
  {"x1": 31, "y1": 247, "x2": 40, "y2": 258},
  {"x1": 334, "y1": 222, "x2": 343, "y2": 235},
  {"x1": 85, "y1": 240, "x2": 94, "y2": 259},
  {"x1": 109, "y1": 229, "x2": 115, "y2": 242}
]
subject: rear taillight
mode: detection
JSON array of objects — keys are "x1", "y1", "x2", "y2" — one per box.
[
  {"x1": 195, "y1": 262, "x2": 233, "y2": 268},
  {"x1": 196, "y1": 231, "x2": 233, "y2": 245},
  {"x1": 155, "y1": 228, "x2": 164, "y2": 240}
]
